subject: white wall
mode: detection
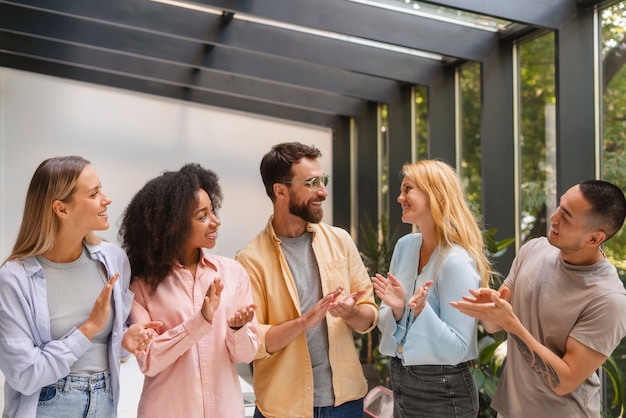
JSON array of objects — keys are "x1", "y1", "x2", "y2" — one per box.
[{"x1": 0, "y1": 68, "x2": 333, "y2": 260}]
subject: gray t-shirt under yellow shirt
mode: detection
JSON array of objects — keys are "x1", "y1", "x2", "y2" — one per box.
[
  {"x1": 37, "y1": 246, "x2": 113, "y2": 376},
  {"x1": 280, "y1": 232, "x2": 335, "y2": 407}
]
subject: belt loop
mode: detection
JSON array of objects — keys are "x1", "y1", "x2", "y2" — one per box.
[
  {"x1": 105, "y1": 371, "x2": 111, "y2": 393},
  {"x1": 62, "y1": 376, "x2": 71, "y2": 394}
]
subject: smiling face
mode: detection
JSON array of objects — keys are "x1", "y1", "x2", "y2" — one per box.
[
  {"x1": 62, "y1": 164, "x2": 111, "y2": 233},
  {"x1": 548, "y1": 185, "x2": 594, "y2": 252},
  {"x1": 286, "y1": 157, "x2": 328, "y2": 224},
  {"x1": 186, "y1": 188, "x2": 221, "y2": 252},
  {"x1": 397, "y1": 176, "x2": 431, "y2": 225}
]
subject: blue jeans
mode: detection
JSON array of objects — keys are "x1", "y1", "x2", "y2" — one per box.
[
  {"x1": 36, "y1": 371, "x2": 114, "y2": 418},
  {"x1": 389, "y1": 357, "x2": 478, "y2": 418},
  {"x1": 254, "y1": 398, "x2": 364, "y2": 417}
]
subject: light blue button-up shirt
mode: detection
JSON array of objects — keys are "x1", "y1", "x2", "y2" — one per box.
[
  {"x1": 0, "y1": 241, "x2": 134, "y2": 418},
  {"x1": 378, "y1": 233, "x2": 479, "y2": 366}
]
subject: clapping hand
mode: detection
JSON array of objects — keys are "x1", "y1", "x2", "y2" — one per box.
[{"x1": 228, "y1": 304, "x2": 257, "y2": 330}]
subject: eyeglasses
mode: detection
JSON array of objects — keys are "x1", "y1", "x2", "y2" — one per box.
[{"x1": 283, "y1": 174, "x2": 330, "y2": 191}]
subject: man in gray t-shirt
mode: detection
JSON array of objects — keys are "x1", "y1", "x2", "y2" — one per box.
[{"x1": 452, "y1": 180, "x2": 626, "y2": 418}]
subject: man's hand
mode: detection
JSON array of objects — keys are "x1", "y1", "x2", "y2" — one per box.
[
  {"x1": 328, "y1": 289, "x2": 365, "y2": 319},
  {"x1": 264, "y1": 286, "x2": 343, "y2": 354},
  {"x1": 450, "y1": 286, "x2": 512, "y2": 333},
  {"x1": 302, "y1": 286, "x2": 343, "y2": 329}
]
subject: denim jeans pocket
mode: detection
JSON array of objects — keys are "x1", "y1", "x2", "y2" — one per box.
[{"x1": 38, "y1": 384, "x2": 60, "y2": 405}]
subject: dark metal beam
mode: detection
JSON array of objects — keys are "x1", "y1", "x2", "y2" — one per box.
[
  {"x1": 427, "y1": 67, "x2": 456, "y2": 164},
  {"x1": 481, "y1": 43, "x2": 516, "y2": 273},
  {"x1": 0, "y1": 31, "x2": 367, "y2": 116},
  {"x1": 331, "y1": 117, "x2": 353, "y2": 232},
  {"x1": 555, "y1": 5, "x2": 598, "y2": 193},
  {"x1": 420, "y1": 0, "x2": 577, "y2": 29},
  {"x1": 195, "y1": 0, "x2": 498, "y2": 61},
  {"x1": 386, "y1": 85, "x2": 414, "y2": 242},
  {"x1": 0, "y1": 2, "x2": 400, "y2": 103},
  {"x1": 0, "y1": 52, "x2": 340, "y2": 127},
  {"x1": 355, "y1": 102, "x2": 380, "y2": 248},
  {"x1": 3, "y1": 0, "x2": 443, "y2": 85}
]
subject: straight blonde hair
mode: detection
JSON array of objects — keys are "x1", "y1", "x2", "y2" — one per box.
[
  {"x1": 5, "y1": 156, "x2": 97, "y2": 263},
  {"x1": 402, "y1": 160, "x2": 493, "y2": 287}
]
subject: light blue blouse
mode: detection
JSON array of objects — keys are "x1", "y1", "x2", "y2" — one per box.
[
  {"x1": 0, "y1": 241, "x2": 134, "y2": 418},
  {"x1": 377, "y1": 233, "x2": 480, "y2": 365}
]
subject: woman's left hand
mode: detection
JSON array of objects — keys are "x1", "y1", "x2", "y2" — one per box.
[
  {"x1": 227, "y1": 304, "x2": 257, "y2": 330},
  {"x1": 122, "y1": 321, "x2": 163, "y2": 355},
  {"x1": 408, "y1": 280, "x2": 434, "y2": 317}
]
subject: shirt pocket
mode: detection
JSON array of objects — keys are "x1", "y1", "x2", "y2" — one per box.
[{"x1": 322, "y1": 257, "x2": 350, "y2": 295}]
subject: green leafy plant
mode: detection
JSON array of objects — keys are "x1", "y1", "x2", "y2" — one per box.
[
  {"x1": 357, "y1": 214, "x2": 396, "y2": 387},
  {"x1": 470, "y1": 228, "x2": 514, "y2": 417}
]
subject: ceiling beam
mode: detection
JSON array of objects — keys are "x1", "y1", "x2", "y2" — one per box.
[
  {"x1": 0, "y1": 52, "x2": 340, "y2": 127},
  {"x1": 0, "y1": 31, "x2": 368, "y2": 116},
  {"x1": 420, "y1": 0, "x2": 577, "y2": 29},
  {"x1": 0, "y1": 3, "x2": 400, "y2": 102},
  {"x1": 2, "y1": 0, "x2": 443, "y2": 84},
  {"x1": 193, "y1": 0, "x2": 498, "y2": 61}
]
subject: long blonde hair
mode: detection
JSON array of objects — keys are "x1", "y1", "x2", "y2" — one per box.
[
  {"x1": 402, "y1": 160, "x2": 492, "y2": 286},
  {"x1": 5, "y1": 156, "x2": 95, "y2": 263}
]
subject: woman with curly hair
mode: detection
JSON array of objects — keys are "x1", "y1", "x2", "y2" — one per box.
[
  {"x1": 0, "y1": 156, "x2": 157, "y2": 418},
  {"x1": 119, "y1": 163, "x2": 260, "y2": 418},
  {"x1": 372, "y1": 159, "x2": 492, "y2": 418}
]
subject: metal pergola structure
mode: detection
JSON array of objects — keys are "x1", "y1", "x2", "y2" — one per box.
[{"x1": 0, "y1": 0, "x2": 614, "y2": 271}]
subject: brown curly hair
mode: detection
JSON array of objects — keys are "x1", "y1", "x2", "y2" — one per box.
[{"x1": 119, "y1": 163, "x2": 222, "y2": 291}]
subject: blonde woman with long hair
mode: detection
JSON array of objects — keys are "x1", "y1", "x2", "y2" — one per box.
[
  {"x1": 0, "y1": 156, "x2": 158, "y2": 418},
  {"x1": 372, "y1": 159, "x2": 491, "y2": 418}
]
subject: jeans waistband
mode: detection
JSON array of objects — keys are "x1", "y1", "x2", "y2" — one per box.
[
  {"x1": 392, "y1": 357, "x2": 470, "y2": 373},
  {"x1": 58, "y1": 370, "x2": 111, "y2": 393}
]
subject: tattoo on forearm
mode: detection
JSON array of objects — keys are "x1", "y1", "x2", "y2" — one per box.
[{"x1": 511, "y1": 335, "x2": 560, "y2": 388}]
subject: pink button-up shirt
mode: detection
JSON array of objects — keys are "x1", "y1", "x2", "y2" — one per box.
[{"x1": 129, "y1": 250, "x2": 260, "y2": 418}]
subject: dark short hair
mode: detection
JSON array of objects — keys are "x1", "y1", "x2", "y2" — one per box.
[
  {"x1": 259, "y1": 142, "x2": 322, "y2": 202},
  {"x1": 579, "y1": 180, "x2": 626, "y2": 242}
]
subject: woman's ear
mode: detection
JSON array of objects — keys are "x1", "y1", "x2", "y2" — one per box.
[{"x1": 51, "y1": 199, "x2": 69, "y2": 219}]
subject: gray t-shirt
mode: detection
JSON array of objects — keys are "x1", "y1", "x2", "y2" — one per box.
[
  {"x1": 492, "y1": 237, "x2": 626, "y2": 418},
  {"x1": 37, "y1": 246, "x2": 113, "y2": 376},
  {"x1": 280, "y1": 232, "x2": 335, "y2": 407}
]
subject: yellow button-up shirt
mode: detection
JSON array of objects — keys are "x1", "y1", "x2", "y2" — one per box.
[{"x1": 236, "y1": 217, "x2": 378, "y2": 418}]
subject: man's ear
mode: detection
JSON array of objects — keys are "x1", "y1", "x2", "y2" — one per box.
[
  {"x1": 273, "y1": 183, "x2": 287, "y2": 199},
  {"x1": 587, "y1": 230, "x2": 606, "y2": 247},
  {"x1": 51, "y1": 199, "x2": 69, "y2": 219}
]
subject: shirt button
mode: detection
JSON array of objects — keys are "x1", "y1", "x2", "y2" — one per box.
[{"x1": 307, "y1": 386, "x2": 311, "y2": 391}]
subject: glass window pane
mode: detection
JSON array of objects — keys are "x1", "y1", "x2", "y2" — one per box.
[
  {"x1": 414, "y1": 85, "x2": 428, "y2": 161},
  {"x1": 519, "y1": 32, "x2": 556, "y2": 244},
  {"x1": 459, "y1": 61, "x2": 483, "y2": 213},
  {"x1": 602, "y1": 1, "x2": 626, "y2": 280},
  {"x1": 601, "y1": 4, "x2": 626, "y2": 416}
]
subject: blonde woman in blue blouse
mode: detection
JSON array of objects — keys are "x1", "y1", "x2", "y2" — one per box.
[{"x1": 372, "y1": 160, "x2": 492, "y2": 418}]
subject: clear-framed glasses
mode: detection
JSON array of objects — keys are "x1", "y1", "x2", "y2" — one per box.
[{"x1": 283, "y1": 174, "x2": 330, "y2": 191}]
